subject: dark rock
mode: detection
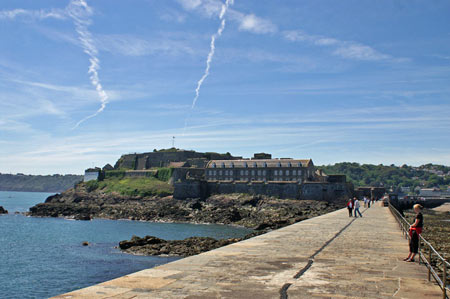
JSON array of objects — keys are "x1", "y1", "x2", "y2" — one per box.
[
  {"x1": 82, "y1": 241, "x2": 89, "y2": 246},
  {"x1": 0, "y1": 206, "x2": 8, "y2": 214},
  {"x1": 119, "y1": 235, "x2": 239, "y2": 257},
  {"x1": 74, "y1": 214, "x2": 91, "y2": 221},
  {"x1": 28, "y1": 185, "x2": 344, "y2": 229}
]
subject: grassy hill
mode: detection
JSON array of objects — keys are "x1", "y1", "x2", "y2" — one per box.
[{"x1": 318, "y1": 163, "x2": 450, "y2": 192}]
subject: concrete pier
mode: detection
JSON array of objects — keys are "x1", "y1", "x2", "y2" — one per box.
[{"x1": 53, "y1": 205, "x2": 442, "y2": 298}]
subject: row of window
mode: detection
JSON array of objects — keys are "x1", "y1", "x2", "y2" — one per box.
[
  {"x1": 207, "y1": 177, "x2": 302, "y2": 182},
  {"x1": 206, "y1": 169, "x2": 303, "y2": 176},
  {"x1": 211, "y1": 162, "x2": 303, "y2": 168}
]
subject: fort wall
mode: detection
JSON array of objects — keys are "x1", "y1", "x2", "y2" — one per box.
[
  {"x1": 115, "y1": 150, "x2": 240, "y2": 170},
  {"x1": 173, "y1": 180, "x2": 352, "y2": 201}
]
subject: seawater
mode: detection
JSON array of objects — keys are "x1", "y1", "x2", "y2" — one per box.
[{"x1": 0, "y1": 191, "x2": 252, "y2": 299}]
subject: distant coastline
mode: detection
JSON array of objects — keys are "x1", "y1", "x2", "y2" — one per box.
[{"x1": 0, "y1": 174, "x2": 83, "y2": 193}]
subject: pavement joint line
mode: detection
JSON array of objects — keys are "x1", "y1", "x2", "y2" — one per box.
[{"x1": 280, "y1": 208, "x2": 368, "y2": 299}]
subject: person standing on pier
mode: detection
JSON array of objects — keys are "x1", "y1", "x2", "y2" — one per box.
[
  {"x1": 347, "y1": 199, "x2": 353, "y2": 217},
  {"x1": 404, "y1": 204, "x2": 424, "y2": 262},
  {"x1": 354, "y1": 197, "x2": 362, "y2": 217}
]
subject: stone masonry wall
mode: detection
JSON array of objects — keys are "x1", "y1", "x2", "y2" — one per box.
[{"x1": 174, "y1": 180, "x2": 352, "y2": 201}]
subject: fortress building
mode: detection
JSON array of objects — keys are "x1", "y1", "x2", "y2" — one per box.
[
  {"x1": 205, "y1": 159, "x2": 315, "y2": 182},
  {"x1": 88, "y1": 149, "x2": 353, "y2": 202}
]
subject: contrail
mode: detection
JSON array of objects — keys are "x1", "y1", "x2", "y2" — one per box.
[
  {"x1": 68, "y1": 0, "x2": 108, "y2": 129},
  {"x1": 183, "y1": 0, "x2": 234, "y2": 134}
]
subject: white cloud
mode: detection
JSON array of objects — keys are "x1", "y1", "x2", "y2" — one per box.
[
  {"x1": 177, "y1": 0, "x2": 203, "y2": 10},
  {"x1": 333, "y1": 43, "x2": 390, "y2": 61},
  {"x1": 284, "y1": 30, "x2": 391, "y2": 61},
  {"x1": 159, "y1": 9, "x2": 187, "y2": 23},
  {"x1": 177, "y1": 0, "x2": 277, "y2": 34},
  {"x1": 0, "y1": 8, "x2": 66, "y2": 20},
  {"x1": 237, "y1": 13, "x2": 277, "y2": 34},
  {"x1": 95, "y1": 34, "x2": 195, "y2": 56}
]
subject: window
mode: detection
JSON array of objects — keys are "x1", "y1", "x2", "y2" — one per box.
[
  {"x1": 244, "y1": 162, "x2": 248, "y2": 168},
  {"x1": 263, "y1": 162, "x2": 267, "y2": 167},
  {"x1": 251, "y1": 170, "x2": 255, "y2": 176},
  {"x1": 253, "y1": 162, "x2": 257, "y2": 168},
  {"x1": 298, "y1": 170, "x2": 302, "y2": 176},
  {"x1": 286, "y1": 170, "x2": 290, "y2": 175},
  {"x1": 297, "y1": 162, "x2": 302, "y2": 167},
  {"x1": 213, "y1": 170, "x2": 217, "y2": 176},
  {"x1": 212, "y1": 163, "x2": 216, "y2": 168},
  {"x1": 277, "y1": 162, "x2": 282, "y2": 167},
  {"x1": 225, "y1": 170, "x2": 229, "y2": 176},
  {"x1": 230, "y1": 162, "x2": 234, "y2": 168},
  {"x1": 219, "y1": 170, "x2": 222, "y2": 176},
  {"x1": 245, "y1": 170, "x2": 249, "y2": 175},
  {"x1": 257, "y1": 170, "x2": 261, "y2": 176},
  {"x1": 292, "y1": 170, "x2": 296, "y2": 175},
  {"x1": 221, "y1": 162, "x2": 225, "y2": 168},
  {"x1": 263, "y1": 170, "x2": 266, "y2": 176},
  {"x1": 288, "y1": 162, "x2": 292, "y2": 167},
  {"x1": 230, "y1": 170, "x2": 233, "y2": 176},
  {"x1": 240, "y1": 170, "x2": 244, "y2": 175}
]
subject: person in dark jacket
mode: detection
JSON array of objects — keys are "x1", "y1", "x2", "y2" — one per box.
[
  {"x1": 403, "y1": 204, "x2": 423, "y2": 262},
  {"x1": 346, "y1": 198, "x2": 353, "y2": 217}
]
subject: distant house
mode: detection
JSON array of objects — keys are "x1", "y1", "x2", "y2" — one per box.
[
  {"x1": 400, "y1": 186, "x2": 411, "y2": 194},
  {"x1": 419, "y1": 188, "x2": 441, "y2": 197},
  {"x1": 84, "y1": 168, "x2": 101, "y2": 182}
]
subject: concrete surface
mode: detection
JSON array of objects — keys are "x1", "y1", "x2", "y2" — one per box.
[{"x1": 53, "y1": 204, "x2": 442, "y2": 298}]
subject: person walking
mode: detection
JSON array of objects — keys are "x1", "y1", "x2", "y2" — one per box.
[
  {"x1": 354, "y1": 197, "x2": 362, "y2": 218},
  {"x1": 347, "y1": 198, "x2": 353, "y2": 217},
  {"x1": 404, "y1": 204, "x2": 424, "y2": 262},
  {"x1": 368, "y1": 197, "x2": 371, "y2": 208},
  {"x1": 363, "y1": 197, "x2": 367, "y2": 208}
]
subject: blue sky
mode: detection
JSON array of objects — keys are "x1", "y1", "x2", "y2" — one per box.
[{"x1": 0, "y1": 0, "x2": 449, "y2": 174}]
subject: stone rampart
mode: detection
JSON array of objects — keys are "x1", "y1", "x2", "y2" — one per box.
[
  {"x1": 208, "y1": 181, "x2": 301, "y2": 199},
  {"x1": 301, "y1": 182, "x2": 352, "y2": 201},
  {"x1": 115, "y1": 151, "x2": 241, "y2": 170},
  {"x1": 173, "y1": 180, "x2": 208, "y2": 199},
  {"x1": 174, "y1": 180, "x2": 352, "y2": 201}
]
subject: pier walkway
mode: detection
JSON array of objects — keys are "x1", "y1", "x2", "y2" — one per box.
[{"x1": 54, "y1": 205, "x2": 442, "y2": 298}]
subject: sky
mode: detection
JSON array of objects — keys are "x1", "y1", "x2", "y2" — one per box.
[{"x1": 0, "y1": 0, "x2": 449, "y2": 175}]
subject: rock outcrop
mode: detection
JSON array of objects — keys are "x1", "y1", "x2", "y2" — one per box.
[
  {"x1": 29, "y1": 184, "x2": 344, "y2": 230},
  {"x1": 0, "y1": 206, "x2": 8, "y2": 214},
  {"x1": 119, "y1": 235, "x2": 246, "y2": 257}
]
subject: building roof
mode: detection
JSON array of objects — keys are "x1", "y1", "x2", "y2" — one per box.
[{"x1": 206, "y1": 159, "x2": 313, "y2": 168}]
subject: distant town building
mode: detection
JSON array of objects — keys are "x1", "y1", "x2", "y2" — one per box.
[
  {"x1": 400, "y1": 186, "x2": 411, "y2": 194},
  {"x1": 419, "y1": 188, "x2": 450, "y2": 197}
]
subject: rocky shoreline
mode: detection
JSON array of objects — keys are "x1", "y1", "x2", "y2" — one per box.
[
  {"x1": 119, "y1": 235, "x2": 248, "y2": 257},
  {"x1": 28, "y1": 185, "x2": 345, "y2": 256},
  {"x1": 29, "y1": 185, "x2": 344, "y2": 230}
]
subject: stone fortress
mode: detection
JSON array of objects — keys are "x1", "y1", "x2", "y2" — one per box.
[{"x1": 85, "y1": 149, "x2": 354, "y2": 201}]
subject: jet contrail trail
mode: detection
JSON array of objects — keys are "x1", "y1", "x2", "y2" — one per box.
[
  {"x1": 183, "y1": 0, "x2": 233, "y2": 135},
  {"x1": 68, "y1": 0, "x2": 108, "y2": 129},
  {"x1": 191, "y1": 0, "x2": 233, "y2": 110}
]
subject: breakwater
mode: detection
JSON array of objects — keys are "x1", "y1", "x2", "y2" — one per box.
[{"x1": 53, "y1": 205, "x2": 442, "y2": 298}]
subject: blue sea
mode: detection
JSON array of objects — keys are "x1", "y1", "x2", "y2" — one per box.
[{"x1": 0, "y1": 191, "x2": 252, "y2": 299}]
